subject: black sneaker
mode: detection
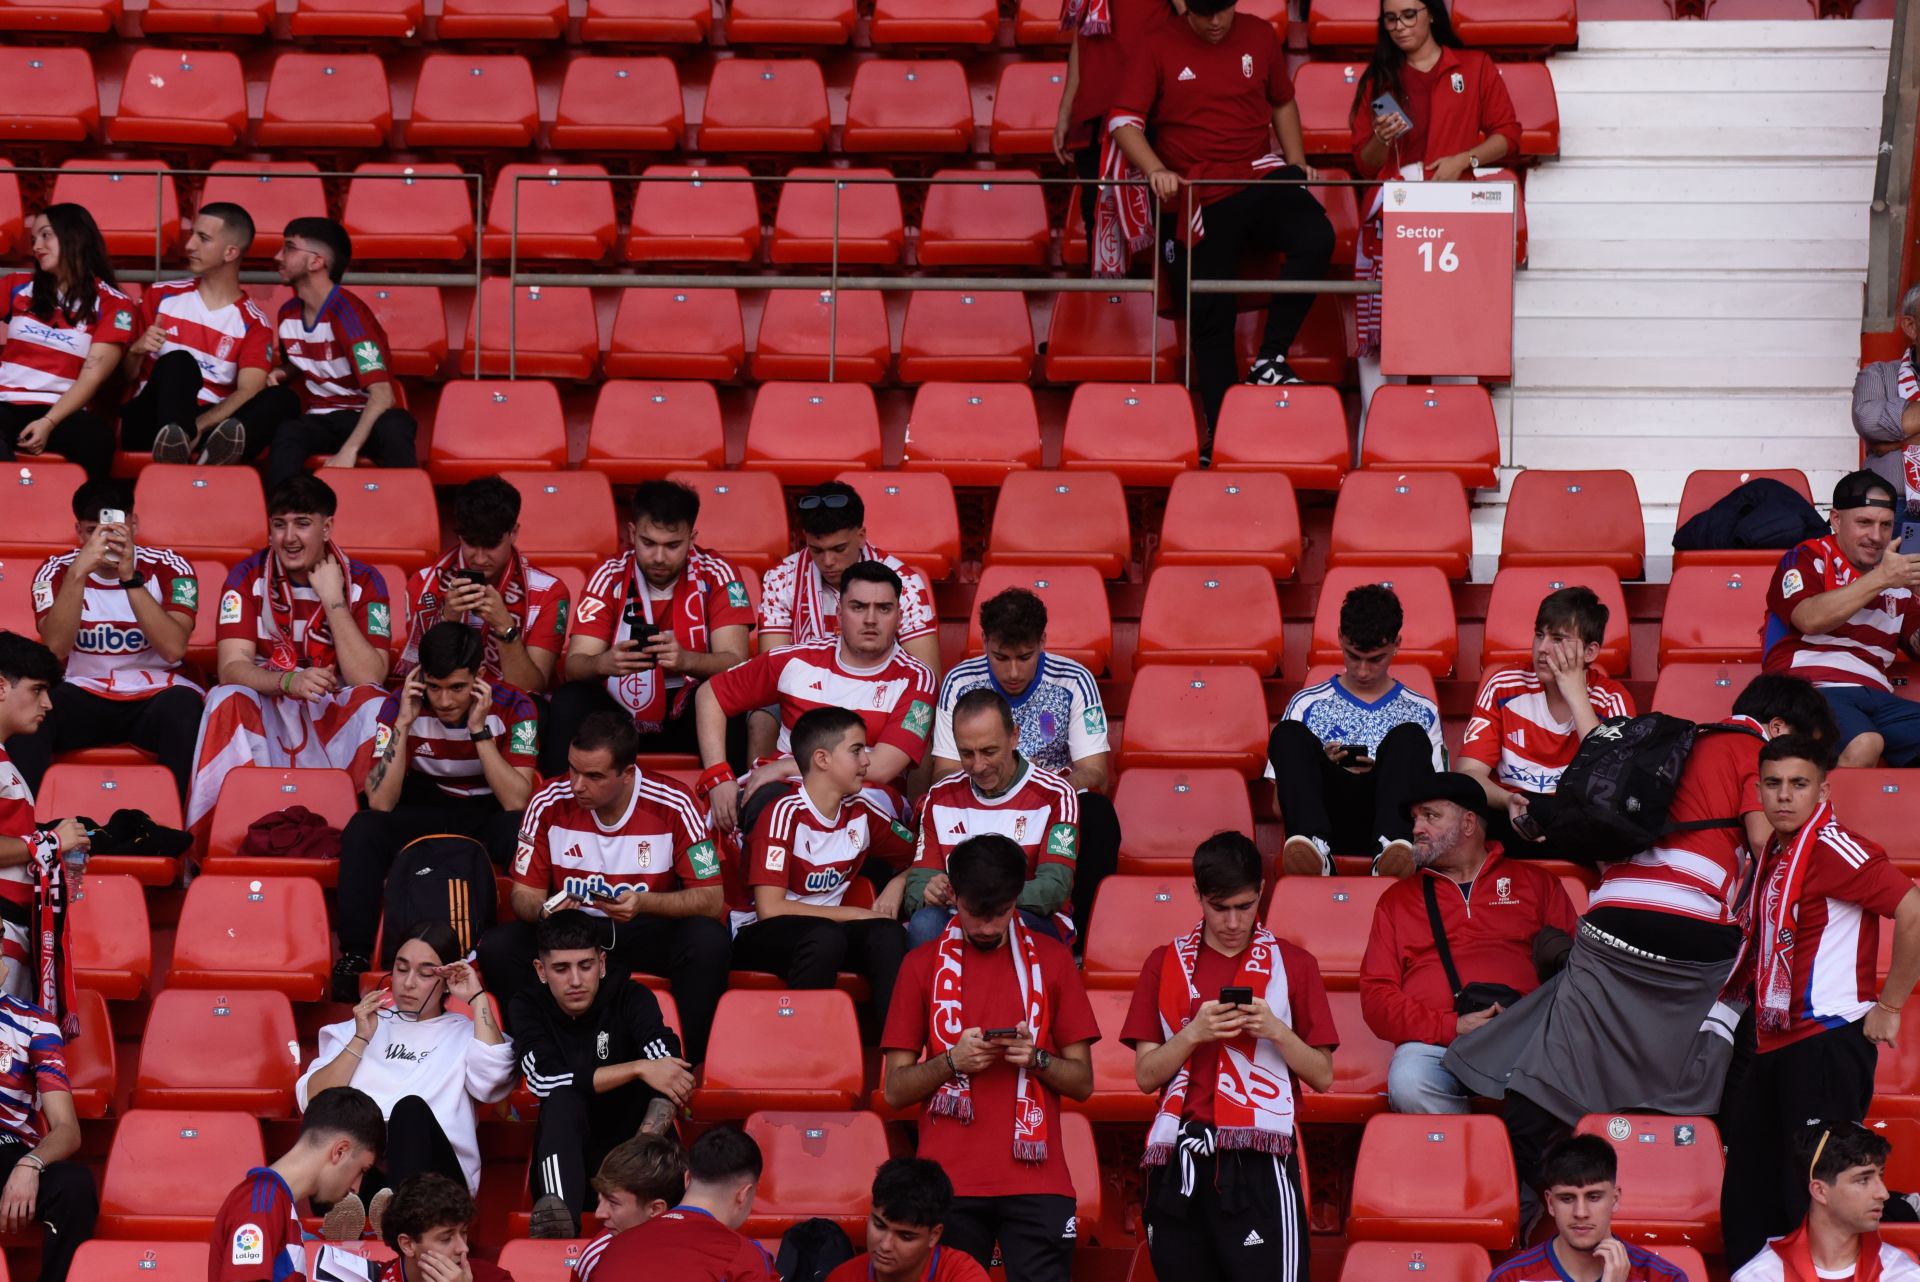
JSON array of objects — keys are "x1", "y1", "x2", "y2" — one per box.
[
  {"x1": 199, "y1": 417, "x2": 247, "y2": 466},
  {"x1": 529, "y1": 1195, "x2": 578, "y2": 1239},
  {"x1": 1246, "y1": 357, "x2": 1303, "y2": 386},
  {"x1": 151, "y1": 423, "x2": 192, "y2": 464},
  {"x1": 331, "y1": 953, "x2": 370, "y2": 1004}
]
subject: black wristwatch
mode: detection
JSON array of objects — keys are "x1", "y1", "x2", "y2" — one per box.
[
  {"x1": 1034, "y1": 1048, "x2": 1051, "y2": 1073},
  {"x1": 492, "y1": 622, "x2": 522, "y2": 645},
  {"x1": 119, "y1": 572, "x2": 146, "y2": 590},
  {"x1": 469, "y1": 726, "x2": 494, "y2": 744}
]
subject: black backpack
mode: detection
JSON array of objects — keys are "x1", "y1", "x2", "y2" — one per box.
[
  {"x1": 379, "y1": 834, "x2": 497, "y2": 967},
  {"x1": 773, "y1": 1217, "x2": 855, "y2": 1282},
  {"x1": 1540, "y1": 713, "x2": 1764, "y2": 867}
]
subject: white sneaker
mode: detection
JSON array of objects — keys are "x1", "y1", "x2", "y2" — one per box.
[{"x1": 1281, "y1": 834, "x2": 1332, "y2": 877}]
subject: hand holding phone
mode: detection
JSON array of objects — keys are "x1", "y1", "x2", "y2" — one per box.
[
  {"x1": 1219, "y1": 986, "x2": 1254, "y2": 1008},
  {"x1": 983, "y1": 1026, "x2": 1021, "y2": 1041}
]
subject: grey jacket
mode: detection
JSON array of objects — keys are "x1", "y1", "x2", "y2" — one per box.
[{"x1": 1853, "y1": 356, "x2": 1912, "y2": 500}]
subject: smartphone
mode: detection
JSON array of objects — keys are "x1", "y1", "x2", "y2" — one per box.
[
  {"x1": 625, "y1": 602, "x2": 660, "y2": 647},
  {"x1": 98, "y1": 508, "x2": 126, "y2": 525},
  {"x1": 452, "y1": 569, "x2": 487, "y2": 587},
  {"x1": 592, "y1": 883, "x2": 628, "y2": 901},
  {"x1": 1371, "y1": 92, "x2": 1408, "y2": 125},
  {"x1": 1219, "y1": 986, "x2": 1254, "y2": 1007},
  {"x1": 983, "y1": 1027, "x2": 1021, "y2": 1041},
  {"x1": 1339, "y1": 744, "x2": 1373, "y2": 762},
  {"x1": 543, "y1": 889, "x2": 574, "y2": 915}
]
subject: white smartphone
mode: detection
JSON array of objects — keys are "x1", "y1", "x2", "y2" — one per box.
[{"x1": 98, "y1": 508, "x2": 126, "y2": 525}]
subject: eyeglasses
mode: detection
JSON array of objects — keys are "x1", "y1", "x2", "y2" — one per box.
[
  {"x1": 796, "y1": 493, "x2": 853, "y2": 512},
  {"x1": 1383, "y1": 6, "x2": 1427, "y2": 24}
]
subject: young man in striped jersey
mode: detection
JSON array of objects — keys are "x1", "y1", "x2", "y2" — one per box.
[
  {"x1": 1489, "y1": 1136, "x2": 1686, "y2": 1282},
  {"x1": 569, "y1": 1134, "x2": 686, "y2": 1282},
  {"x1": 0, "y1": 988, "x2": 93, "y2": 1282}
]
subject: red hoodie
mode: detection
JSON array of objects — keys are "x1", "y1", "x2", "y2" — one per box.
[{"x1": 1359, "y1": 845, "x2": 1579, "y2": 1047}]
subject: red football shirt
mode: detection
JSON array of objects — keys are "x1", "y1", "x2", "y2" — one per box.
[
  {"x1": 207, "y1": 1167, "x2": 305, "y2": 1282},
  {"x1": 826, "y1": 1246, "x2": 991, "y2": 1282},
  {"x1": 591, "y1": 1208, "x2": 777, "y2": 1282},
  {"x1": 704, "y1": 639, "x2": 937, "y2": 765},
  {"x1": 881, "y1": 933, "x2": 1101, "y2": 1199},
  {"x1": 1766, "y1": 535, "x2": 1920, "y2": 692},
  {"x1": 216, "y1": 550, "x2": 393, "y2": 673},
  {"x1": 1108, "y1": 11, "x2": 1295, "y2": 174},
  {"x1": 275, "y1": 285, "x2": 395, "y2": 413},
  {"x1": 1459, "y1": 665, "x2": 1635, "y2": 796},
  {"x1": 135, "y1": 278, "x2": 274, "y2": 405},
  {"x1": 734, "y1": 788, "x2": 915, "y2": 928},
  {"x1": 512, "y1": 772, "x2": 720, "y2": 908},
  {"x1": 0, "y1": 272, "x2": 137, "y2": 405}
]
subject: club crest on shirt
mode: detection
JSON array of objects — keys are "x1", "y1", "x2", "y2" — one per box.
[
  {"x1": 596, "y1": 1031, "x2": 610, "y2": 1061},
  {"x1": 31, "y1": 581, "x2": 52, "y2": 613},
  {"x1": 1451, "y1": 71, "x2": 1466, "y2": 93},
  {"x1": 232, "y1": 1224, "x2": 265, "y2": 1267},
  {"x1": 1241, "y1": 53, "x2": 1253, "y2": 78},
  {"x1": 219, "y1": 589, "x2": 244, "y2": 625},
  {"x1": 215, "y1": 335, "x2": 237, "y2": 361}
]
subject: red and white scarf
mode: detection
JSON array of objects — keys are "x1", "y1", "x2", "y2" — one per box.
[
  {"x1": 1898, "y1": 352, "x2": 1920, "y2": 518},
  {"x1": 403, "y1": 546, "x2": 534, "y2": 679},
  {"x1": 1144, "y1": 922, "x2": 1295, "y2": 1167},
  {"x1": 927, "y1": 917, "x2": 1051, "y2": 1163},
  {"x1": 262, "y1": 539, "x2": 355, "y2": 672},
  {"x1": 1763, "y1": 1222, "x2": 1891, "y2": 1282},
  {"x1": 1092, "y1": 118, "x2": 1287, "y2": 280},
  {"x1": 1756, "y1": 800, "x2": 1837, "y2": 1032},
  {"x1": 31, "y1": 845, "x2": 76, "y2": 1038},
  {"x1": 1058, "y1": 0, "x2": 1110, "y2": 35},
  {"x1": 608, "y1": 558, "x2": 714, "y2": 732}
]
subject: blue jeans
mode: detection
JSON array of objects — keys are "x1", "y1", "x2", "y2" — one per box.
[
  {"x1": 906, "y1": 906, "x2": 1065, "y2": 950},
  {"x1": 1821, "y1": 684, "x2": 1920, "y2": 765},
  {"x1": 1387, "y1": 1042, "x2": 1472, "y2": 1115}
]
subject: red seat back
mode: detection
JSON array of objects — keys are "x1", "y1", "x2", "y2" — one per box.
[{"x1": 98, "y1": 1110, "x2": 265, "y2": 1240}]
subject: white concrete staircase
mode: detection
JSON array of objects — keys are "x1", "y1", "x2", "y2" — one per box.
[{"x1": 1477, "y1": 19, "x2": 1890, "y2": 580}]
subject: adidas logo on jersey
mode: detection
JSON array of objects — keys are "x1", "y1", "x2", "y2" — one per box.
[
  {"x1": 1507, "y1": 728, "x2": 1526, "y2": 748},
  {"x1": 949, "y1": 822, "x2": 965, "y2": 835},
  {"x1": 1178, "y1": 66, "x2": 1197, "y2": 80},
  {"x1": 1242, "y1": 1230, "x2": 1264, "y2": 1247},
  {"x1": 809, "y1": 680, "x2": 825, "y2": 691}
]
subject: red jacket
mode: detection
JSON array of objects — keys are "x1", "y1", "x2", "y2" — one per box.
[
  {"x1": 1348, "y1": 45, "x2": 1520, "y2": 177},
  {"x1": 1359, "y1": 846, "x2": 1579, "y2": 1047}
]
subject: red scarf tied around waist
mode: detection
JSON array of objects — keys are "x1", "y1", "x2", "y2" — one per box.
[
  {"x1": 926, "y1": 916, "x2": 1051, "y2": 1163},
  {"x1": 1093, "y1": 120, "x2": 1287, "y2": 279}
]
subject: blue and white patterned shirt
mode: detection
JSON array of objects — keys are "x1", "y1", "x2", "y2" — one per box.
[
  {"x1": 933, "y1": 653, "x2": 1109, "y2": 775},
  {"x1": 1264, "y1": 675, "x2": 1445, "y2": 777}
]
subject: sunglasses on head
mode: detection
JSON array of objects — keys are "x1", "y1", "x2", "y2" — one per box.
[
  {"x1": 1384, "y1": 5, "x2": 1427, "y2": 24},
  {"x1": 797, "y1": 493, "x2": 853, "y2": 512}
]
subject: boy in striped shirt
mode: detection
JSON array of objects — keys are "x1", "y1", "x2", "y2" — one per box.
[
  {"x1": 570, "y1": 1135, "x2": 687, "y2": 1282},
  {"x1": 0, "y1": 993, "x2": 93, "y2": 1282}
]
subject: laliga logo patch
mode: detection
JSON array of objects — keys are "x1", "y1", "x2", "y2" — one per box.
[{"x1": 231, "y1": 1224, "x2": 265, "y2": 1267}]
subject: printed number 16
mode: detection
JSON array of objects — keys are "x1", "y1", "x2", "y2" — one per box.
[{"x1": 1417, "y1": 240, "x2": 1460, "y2": 272}]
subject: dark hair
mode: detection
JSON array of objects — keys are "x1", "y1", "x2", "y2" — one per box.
[
  {"x1": 1535, "y1": 585, "x2": 1608, "y2": 648},
  {"x1": 196, "y1": 201, "x2": 256, "y2": 252},
  {"x1": 1795, "y1": 1121, "x2": 1891, "y2": 1185},
  {"x1": 1539, "y1": 1135, "x2": 1617, "y2": 1191},
  {"x1": 418, "y1": 622, "x2": 485, "y2": 682},
  {"x1": 535, "y1": 908, "x2": 605, "y2": 956},
  {"x1": 1351, "y1": 0, "x2": 1465, "y2": 122},
  {"x1": 381, "y1": 1173, "x2": 473, "y2": 1252},
  {"x1": 871, "y1": 1157, "x2": 953, "y2": 1230},
  {"x1": 593, "y1": 1134, "x2": 688, "y2": 1204},
  {"x1": 1760, "y1": 732, "x2": 1832, "y2": 775},
  {"x1": 951, "y1": 688, "x2": 1015, "y2": 737},
  {"x1": 71, "y1": 478, "x2": 135, "y2": 523},
  {"x1": 978, "y1": 588, "x2": 1048, "y2": 650},
  {"x1": 840, "y1": 559, "x2": 903, "y2": 601},
  {"x1": 948, "y1": 834, "x2": 1025, "y2": 914},
  {"x1": 0, "y1": 632, "x2": 63, "y2": 689},
  {"x1": 268, "y1": 474, "x2": 338, "y2": 519},
  {"x1": 688, "y1": 1127, "x2": 763, "y2": 1186},
  {"x1": 451, "y1": 476, "x2": 521, "y2": 549},
  {"x1": 1731, "y1": 673, "x2": 1839, "y2": 745},
  {"x1": 631, "y1": 479, "x2": 701, "y2": 532},
  {"x1": 30, "y1": 204, "x2": 118, "y2": 325},
  {"x1": 300, "y1": 1085, "x2": 386, "y2": 1158},
  {"x1": 797, "y1": 481, "x2": 864, "y2": 538},
  {"x1": 792, "y1": 706, "x2": 863, "y2": 776},
  {"x1": 283, "y1": 216, "x2": 353, "y2": 282},
  {"x1": 397, "y1": 920, "x2": 462, "y2": 966},
  {"x1": 573, "y1": 709, "x2": 640, "y2": 768},
  {"x1": 1339, "y1": 584, "x2": 1404, "y2": 653},
  {"x1": 1194, "y1": 831, "x2": 1262, "y2": 899}
]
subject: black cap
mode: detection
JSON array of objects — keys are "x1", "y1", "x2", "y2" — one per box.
[
  {"x1": 1399, "y1": 772, "x2": 1493, "y2": 823},
  {"x1": 1832, "y1": 469, "x2": 1897, "y2": 513}
]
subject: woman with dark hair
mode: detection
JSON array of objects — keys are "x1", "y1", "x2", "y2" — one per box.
[
  {"x1": 1347, "y1": 0, "x2": 1520, "y2": 410},
  {"x1": 296, "y1": 921, "x2": 514, "y2": 1230},
  {"x1": 0, "y1": 204, "x2": 134, "y2": 480}
]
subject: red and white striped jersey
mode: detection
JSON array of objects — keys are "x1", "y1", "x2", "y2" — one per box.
[
  {"x1": 217, "y1": 549, "x2": 393, "y2": 673},
  {"x1": 570, "y1": 1230, "x2": 616, "y2": 1282},
  {"x1": 373, "y1": 683, "x2": 540, "y2": 800},
  {"x1": 1765, "y1": 535, "x2": 1920, "y2": 691},
  {"x1": 395, "y1": 553, "x2": 571, "y2": 684},
  {"x1": 734, "y1": 787, "x2": 914, "y2": 932},
  {"x1": 913, "y1": 761, "x2": 1081, "y2": 881},
  {"x1": 512, "y1": 772, "x2": 721, "y2": 910},
  {"x1": 704, "y1": 639, "x2": 937, "y2": 765},
  {"x1": 0, "y1": 748, "x2": 37, "y2": 914},
  {"x1": 275, "y1": 285, "x2": 395, "y2": 414},
  {"x1": 32, "y1": 546, "x2": 203, "y2": 701},
  {"x1": 573, "y1": 547, "x2": 755, "y2": 698},
  {"x1": 133, "y1": 279, "x2": 274, "y2": 405},
  {"x1": 758, "y1": 542, "x2": 937, "y2": 645},
  {"x1": 0, "y1": 995, "x2": 66, "y2": 1146},
  {"x1": 1459, "y1": 665, "x2": 1635, "y2": 795},
  {"x1": 0, "y1": 272, "x2": 136, "y2": 405}
]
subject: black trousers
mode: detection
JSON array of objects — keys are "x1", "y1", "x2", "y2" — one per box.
[
  {"x1": 943, "y1": 1193, "x2": 1077, "y2": 1282},
  {"x1": 0, "y1": 402, "x2": 113, "y2": 481},
  {"x1": 242, "y1": 384, "x2": 419, "y2": 491},
  {"x1": 1074, "y1": 143, "x2": 1100, "y2": 264},
  {"x1": 118, "y1": 349, "x2": 212, "y2": 451},
  {"x1": 529, "y1": 1076, "x2": 656, "y2": 1215},
  {"x1": 6, "y1": 682, "x2": 205, "y2": 801},
  {"x1": 481, "y1": 913, "x2": 729, "y2": 1064},
  {"x1": 0, "y1": 1136, "x2": 97, "y2": 1282},
  {"x1": 1719, "y1": 1017, "x2": 1877, "y2": 1272},
  {"x1": 1501, "y1": 1089, "x2": 1569, "y2": 1217},
  {"x1": 335, "y1": 792, "x2": 523, "y2": 960},
  {"x1": 1145, "y1": 1144, "x2": 1308, "y2": 1282},
  {"x1": 376, "y1": 1094, "x2": 466, "y2": 1193},
  {"x1": 1073, "y1": 791, "x2": 1121, "y2": 939},
  {"x1": 1164, "y1": 173, "x2": 1336, "y2": 429},
  {"x1": 536, "y1": 679, "x2": 700, "y2": 779},
  {"x1": 730, "y1": 915, "x2": 908, "y2": 1030},
  {"x1": 1267, "y1": 720, "x2": 1435, "y2": 854}
]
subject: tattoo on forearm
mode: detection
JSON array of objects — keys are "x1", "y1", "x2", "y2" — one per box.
[
  {"x1": 366, "y1": 730, "x2": 399, "y2": 795},
  {"x1": 642, "y1": 1096, "x2": 676, "y2": 1135}
]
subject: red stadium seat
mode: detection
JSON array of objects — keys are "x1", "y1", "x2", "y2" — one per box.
[
  {"x1": 290, "y1": 0, "x2": 420, "y2": 35},
  {"x1": 1500, "y1": 470, "x2": 1646, "y2": 579},
  {"x1": 581, "y1": 0, "x2": 708, "y2": 40},
  {"x1": 70, "y1": 872, "x2": 153, "y2": 1001},
  {"x1": 1044, "y1": 292, "x2": 1179, "y2": 383},
  {"x1": 0, "y1": 562, "x2": 40, "y2": 641},
  {"x1": 438, "y1": 0, "x2": 565, "y2": 39},
  {"x1": 0, "y1": 0, "x2": 113, "y2": 30},
  {"x1": 1239, "y1": 0, "x2": 1289, "y2": 36},
  {"x1": 1114, "y1": 664, "x2": 1270, "y2": 777},
  {"x1": 1066, "y1": 989, "x2": 1152, "y2": 1120},
  {"x1": 185, "y1": 559, "x2": 227, "y2": 673},
  {"x1": 606, "y1": 288, "x2": 743, "y2": 382},
  {"x1": 1061, "y1": 383, "x2": 1199, "y2": 488},
  {"x1": 1310, "y1": 566, "x2": 1458, "y2": 677},
  {"x1": 109, "y1": 49, "x2": 246, "y2": 148},
  {"x1": 1360, "y1": 385, "x2": 1500, "y2": 490},
  {"x1": 36, "y1": 764, "x2": 182, "y2": 886},
  {"x1": 987, "y1": 471, "x2": 1130, "y2": 579},
  {"x1": 1649, "y1": 663, "x2": 1758, "y2": 726},
  {"x1": 1330, "y1": 471, "x2": 1473, "y2": 579},
  {"x1": 1210, "y1": 385, "x2": 1352, "y2": 490},
  {"x1": 1309, "y1": 168, "x2": 1363, "y2": 268},
  {"x1": 1657, "y1": 566, "x2": 1766, "y2": 664},
  {"x1": 483, "y1": 164, "x2": 618, "y2": 261},
  {"x1": 587, "y1": 380, "x2": 726, "y2": 483},
  {"x1": 0, "y1": 50, "x2": 95, "y2": 141},
  {"x1": 918, "y1": 172, "x2": 1049, "y2": 266},
  {"x1": 1455, "y1": 0, "x2": 1577, "y2": 48},
  {"x1": 900, "y1": 382, "x2": 1041, "y2": 484},
  {"x1": 1157, "y1": 471, "x2": 1302, "y2": 578},
  {"x1": 0, "y1": 460, "x2": 84, "y2": 560},
  {"x1": 169, "y1": 875, "x2": 331, "y2": 1001},
  {"x1": 500, "y1": 470, "x2": 620, "y2": 572},
  {"x1": 551, "y1": 55, "x2": 684, "y2": 151},
  {"x1": 989, "y1": 62, "x2": 1067, "y2": 156},
  {"x1": 460, "y1": 280, "x2": 599, "y2": 380},
  {"x1": 197, "y1": 164, "x2": 326, "y2": 260},
  {"x1": 65, "y1": 988, "x2": 115, "y2": 1119},
  {"x1": 897, "y1": 291, "x2": 1036, "y2": 383},
  {"x1": 53, "y1": 162, "x2": 178, "y2": 261},
  {"x1": 405, "y1": 55, "x2": 539, "y2": 149},
  {"x1": 143, "y1": 0, "x2": 270, "y2": 34},
  {"x1": 751, "y1": 289, "x2": 891, "y2": 384},
  {"x1": 1083, "y1": 874, "x2": 1199, "y2": 988},
  {"x1": 1827, "y1": 770, "x2": 1920, "y2": 871},
  {"x1": 495, "y1": 1241, "x2": 594, "y2": 1282},
  {"x1": 1673, "y1": 469, "x2": 1812, "y2": 569},
  {"x1": 133, "y1": 989, "x2": 301, "y2": 1115},
  {"x1": 343, "y1": 163, "x2": 475, "y2": 262},
  {"x1": 694, "y1": 991, "x2": 863, "y2": 1115},
  {"x1": 98, "y1": 1110, "x2": 264, "y2": 1240},
  {"x1": 1268, "y1": 876, "x2": 1391, "y2": 989},
  {"x1": 1312, "y1": 991, "x2": 1392, "y2": 1123},
  {"x1": 1347, "y1": 1114, "x2": 1519, "y2": 1248},
  {"x1": 134, "y1": 465, "x2": 266, "y2": 563},
  {"x1": 1572, "y1": 1114, "x2": 1722, "y2": 1249},
  {"x1": 842, "y1": 61, "x2": 973, "y2": 155},
  {"x1": 1136, "y1": 565, "x2": 1285, "y2": 673},
  {"x1": 1481, "y1": 566, "x2": 1631, "y2": 673},
  {"x1": 1114, "y1": 768, "x2": 1256, "y2": 876},
  {"x1": 723, "y1": 0, "x2": 853, "y2": 43},
  {"x1": 743, "y1": 382, "x2": 883, "y2": 487},
  {"x1": 1061, "y1": 1110, "x2": 1104, "y2": 1233},
  {"x1": 326, "y1": 470, "x2": 440, "y2": 571},
  {"x1": 361, "y1": 286, "x2": 447, "y2": 377},
  {"x1": 837, "y1": 472, "x2": 960, "y2": 580},
  {"x1": 700, "y1": 59, "x2": 831, "y2": 153},
  {"x1": 1497, "y1": 63, "x2": 1560, "y2": 157},
  {"x1": 870, "y1": 0, "x2": 996, "y2": 43},
  {"x1": 204, "y1": 768, "x2": 358, "y2": 886},
  {"x1": 742, "y1": 1111, "x2": 887, "y2": 1241},
  {"x1": 1305, "y1": 0, "x2": 1376, "y2": 47},
  {"x1": 426, "y1": 380, "x2": 566, "y2": 483},
  {"x1": 1337, "y1": 1243, "x2": 1493, "y2": 1282},
  {"x1": 770, "y1": 170, "x2": 904, "y2": 265},
  {"x1": 1292, "y1": 61, "x2": 1364, "y2": 156},
  {"x1": 665, "y1": 471, "x2": 790, "y2": 574},
  {"x1": 625, "y1": 165, "x2": 761, "y2": 263},
  {"x1": 70, "y1": 1241, "x2": 211, "y2": 1282},
  {"x1": 963, "y1": 565, "x2": 1112, "y2": 671},
  {"x1": 1876, "y1": 1032, "x2": 1920, "y2": 1116}
]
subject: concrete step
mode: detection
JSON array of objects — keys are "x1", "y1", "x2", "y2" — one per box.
[
  {"x1": 1526, "y1": 234, "x2": 1868, "y2": 272},
  {"x1": 1490, "y1": 388, "x2": 1855, "y2": 441},
  {"x1": 1544, "y1": 54, "x2": 1887, "y2": 96},
  {"x1": 1524, "y1": 162, "x2": 1877, "y2": 207},
  {"x1": 1510, "y1": 351, "x2": 1861, "y2": 389},
  {"x1": 1513, "y1": 274, "x2": 1862, "y2": 320},
  {"x1": 1567, "y1": 18, "x2": 1889, "y2": 53},
  {"x1": 1529, "y1": 199, "x2": 1866, "y2": 242},
  {"x1": 1557, "y1": 89, "x2": 1884, "y2": 131},
  {"x1": 1557, "y1": 123, "x2": 1882, "y2": 161},
  {"x1": 1512, "y1": 315, "x2": 1859, "y2": 359}
]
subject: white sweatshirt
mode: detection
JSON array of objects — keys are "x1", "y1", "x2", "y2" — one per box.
[{"x1": 295, "y1": 1013, "x2": 516, "y2": 1194}]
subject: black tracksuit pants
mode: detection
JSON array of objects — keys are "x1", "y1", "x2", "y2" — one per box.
[
  {"x1": 1267, "y1": 720, "x2": 1435, "y2": 854},
  {"x1": 1144, "y1": 1138, "x2": 1309, "y2": 1282}
]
